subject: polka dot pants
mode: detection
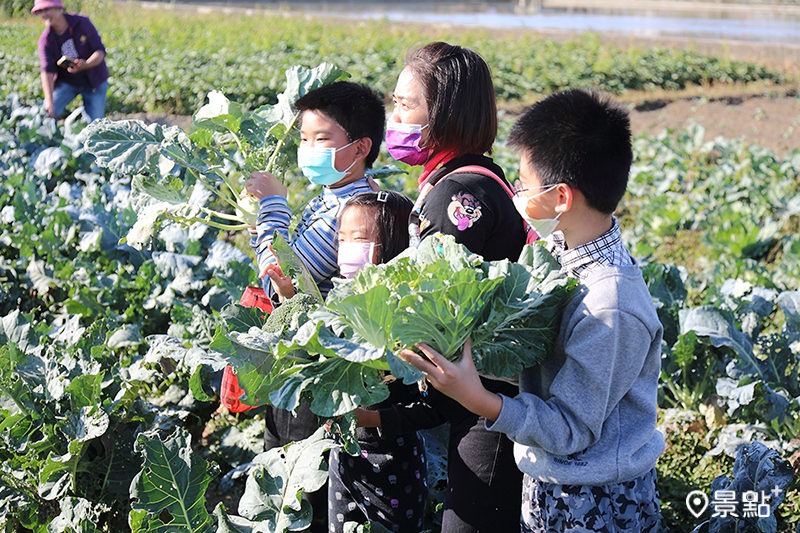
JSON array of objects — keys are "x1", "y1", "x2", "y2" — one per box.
[{"x1": 328, "y1": 431, "x2": 428, "y2": 532}]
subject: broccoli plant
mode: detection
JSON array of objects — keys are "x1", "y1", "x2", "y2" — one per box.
[{"x1": 82, "y1": 63, "x2": 349, "y2": 249}]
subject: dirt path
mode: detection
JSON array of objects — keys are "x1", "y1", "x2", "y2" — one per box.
[{"x1": 630, "y1": 94, "x2": 800, "y2": 155}]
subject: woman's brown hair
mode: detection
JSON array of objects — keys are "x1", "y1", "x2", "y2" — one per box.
[{"x1": 405, "y1": 42, "x2": 498, "y2": 157}]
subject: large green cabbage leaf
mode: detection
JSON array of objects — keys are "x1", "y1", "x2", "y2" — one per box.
[
  {"x1": 216, "y1": 234, "x2": 576, "y2": 419},
  {"x1": 129, "y1": 428, "x2": 218, "y2": 533},
  {"x1": 236, "y1": 427, "x2": 337, "y2": 533}
]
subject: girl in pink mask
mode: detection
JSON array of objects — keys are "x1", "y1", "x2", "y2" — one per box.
[
  {"x1": 330, "y1": 191, "x2": 432, "y2": 533},
  {"x1": 335, "y1": 191, "x2": 412, "y2": 278},
  {"x1": 263, "y1": 190, "x2": 412, "y2": 297},
  {"x1": 264, "y1": 191, "x2": 428, "y2": 533}
]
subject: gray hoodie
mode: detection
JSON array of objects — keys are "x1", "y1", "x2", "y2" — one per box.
[{"x1": 487, "y1": 265, "x2": 665, "y2": 485}]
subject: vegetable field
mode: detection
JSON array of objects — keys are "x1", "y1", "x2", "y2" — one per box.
[
  {"x1": 0, "y1": 3, "x2": 788, "y2": 115},
  {"x1": 2, "y1": 4, "x2": 800, "y2": 533}
]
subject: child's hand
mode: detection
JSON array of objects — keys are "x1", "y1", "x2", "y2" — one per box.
[
  {"x1": 354, "y1": 407, "x2": 381, "y2": 428},
  {"x1": 260, "y1": 263, "x2": 295, "y2": 301},
  {"x1": 399, "y1": 338, "x2": 503, "y2": 421},
  {"x1": 244, "y1": 171, "x2": 287, "y2": 200}
]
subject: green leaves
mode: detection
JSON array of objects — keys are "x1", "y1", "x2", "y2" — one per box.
[
  {"x1": 46, "y1": 497, "x2": 104, "y2": 533},
  {"x1": 5, "y1": 29, "x2": 800, "y2": 533},
  {"x1": 193, "y1": 90, "x2": 243, "y2": 130},
  {"x1": 218, "y1": 235, "x2": 573, "y2": 421},
  {"x1": 204, "y1": 235, "x2": 572, "y2": 423},
  {"x1": 269, "y1": 355, "x2": 390, "y2": 417},
  {"x1": 705, "y1": 442, "x2": 794, "y2": 533},
  {"x1": 237, "y1": 427, "x2": 336, "y2": 532},
  {"x1": 470, "y1": 256, "x2": 576, "y2": 378},
  {"x1": 652, "y1": 276, "x2": 800, "y2": 442},
  {"x1": 82, "y1": 119, "x2": 169, "y2": 175},
  {"x1": 332, "y1": 235, "x2": 573, "y2": 377},
  {"x1": 209, "y1": 324, "x2": 290, "y2": 408},
  {"x1": 4, "y1": 9, "x2": 784, "y2": 115},
  {"x1": 38, "y1": 406, "x2": 110, "y2": 501},
  {"x1": 0, "y1": 310, "x2": 37, "y2": 354},
  {"x1": 0, "y1": 476, "x2": 37, "y2": 526},
  {"x1": 84, "y1": 63, "x2": 349, "y2": 249},
  {"x1": 624, "y1": 122, "x2": 800, "y2": 292},
  {"x1": 326, "y1": 285, "x2": 394, "y2": 349},
  {"x1": 680, "y1": 306, "x2": 756, "y2": 375},
  {"x1": 130, "y1": 428, "x2": 218, "y2": 533},
  {"x1": 392, "y1": 272, "x2": 503, "y2": 359},
  {"x1": 271, "y1": 232, "x2": 324, "y2": 304},
  {"x1": 777, "y1": 291, "x2": 800, "y2": 333}
]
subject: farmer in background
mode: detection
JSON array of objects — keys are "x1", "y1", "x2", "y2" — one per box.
[
  {"x1": 33, "y1": 0, "x2": 109, "y2": 122},
  {"x1": 368, "y1": 41, "x2": 527, "y2": 533},
  {"x1": 400, "y1": 89, "x2": 665, "y2": 532}
]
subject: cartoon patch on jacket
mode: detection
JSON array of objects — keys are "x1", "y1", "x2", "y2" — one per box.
[
  {"x1": 418, "y1": 214, "x2": 431, "y2": 234},
  {"x1": 447, "y1": 191, "x2": 482, "y2": 231}
]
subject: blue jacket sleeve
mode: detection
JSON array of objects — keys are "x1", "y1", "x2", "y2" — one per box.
[{"x1": 487, "y1": 307, "x2": 653, "y2": 456}]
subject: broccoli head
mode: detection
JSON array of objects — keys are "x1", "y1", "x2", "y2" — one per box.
[{"x1": 262, "y1": 293, "x2": 320, "y2": 336}]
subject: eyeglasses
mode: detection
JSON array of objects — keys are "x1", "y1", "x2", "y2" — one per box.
[{"x1": 513, "y1": 183, "x2": 560, "y2": 198}]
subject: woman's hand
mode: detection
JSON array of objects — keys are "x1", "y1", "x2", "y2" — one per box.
[
  {"x1": 67, "y1": 51, "x2": 105, "y2": 74},
  {"x1": 399, "y1": 338, "x2": 503, "y2": 421},
  {"x1": 260, "y1": 263, "x2": 295, "y2": 301},
  {"x1": 67, "y1": 58, "x2": 87, "y2": 73},
  {"x1": 44, "y1": 98, "x2": 55, "y2": 118}
]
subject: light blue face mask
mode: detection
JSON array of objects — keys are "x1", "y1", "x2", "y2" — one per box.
[{"x1": 297, "y1": 140, "x2": 358, "y2": 186}]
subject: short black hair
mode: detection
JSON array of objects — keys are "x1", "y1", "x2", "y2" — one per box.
[
  {"x1": 294, "y1": 81, "x2": 385, "y2": 168},
  {"x1": 508, "y1": 89, "x2": 633, "y2": 214},
  {"x1": 340, "y1": 191, "x2": 413, "y2": 264},
  {"x1": 406, "y1": 42, "x2": 497, "y2": 157}
]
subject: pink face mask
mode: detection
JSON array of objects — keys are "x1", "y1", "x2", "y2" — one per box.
[
  {"x1": 338, "y1": 241, "x2": 379, "y2": 279},
  {"x1": 385, "y1": 121, "x2": 431, "y2": 166}
]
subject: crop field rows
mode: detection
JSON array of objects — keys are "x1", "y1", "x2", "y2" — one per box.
[{"x1": 1, "y1": 3, "x2": 788, "y2": 115}]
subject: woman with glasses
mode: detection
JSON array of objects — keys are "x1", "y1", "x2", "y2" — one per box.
[{"x1": 357, "y1": 42, "x2": 528, "y2": 533}]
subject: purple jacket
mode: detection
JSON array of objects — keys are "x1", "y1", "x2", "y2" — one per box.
[{"x1": 38, "y1": 12, "x2": 109, "y2": 89}]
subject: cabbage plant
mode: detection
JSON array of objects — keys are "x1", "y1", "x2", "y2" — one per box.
[
  {"x1": 83, "y1": 63, "x2": 348, "y2": 249},
  {"x1": 204, "y1": 235, "x2": 577, "y2": 418}
]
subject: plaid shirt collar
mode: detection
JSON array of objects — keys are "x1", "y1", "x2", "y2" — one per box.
[{"x1": 546, "y1": 217, "x2": 633, "y2": 280}]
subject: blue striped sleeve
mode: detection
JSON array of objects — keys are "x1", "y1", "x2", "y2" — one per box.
[
  {"x1": 250, "y1": 196, "x2": 293, "y2": 298},
  {"x1": 251, "y1": 179, "x2": 374, "y2": 300}
]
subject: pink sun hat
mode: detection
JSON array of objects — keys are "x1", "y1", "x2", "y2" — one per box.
[{"x1": 31, "y1": 0, "x2": 64, "y2": 14}]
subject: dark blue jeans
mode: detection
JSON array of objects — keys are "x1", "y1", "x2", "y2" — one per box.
[{"x1": 51, "y1": 79, "x2": 108, "y2": 122}]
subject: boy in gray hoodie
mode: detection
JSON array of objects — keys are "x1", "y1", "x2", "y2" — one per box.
[{"x1": 400, "y1": 88, "x2": 665, "y2": 532}]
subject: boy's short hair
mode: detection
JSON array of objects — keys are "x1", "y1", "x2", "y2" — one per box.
[
  {"x1": 508, "y1": 89, "x2": 633, "y2": 214},
  {"x1": 341, "y1": 191, "x2": 413, "y2": 264},
  {"x1": 406, "y1": 42, "x2": 497, "y2": 157},
  {"x1": 295, "y1": 81, "x2": 385, "y2": 168}
]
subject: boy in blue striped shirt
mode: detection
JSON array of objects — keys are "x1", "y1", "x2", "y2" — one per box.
[
  {"x1": 244, "y1": 81, "x2": 385, "y2": 302},
  {"x1": 242, "y1": 81, "x2": 386, "y2": 533}
]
